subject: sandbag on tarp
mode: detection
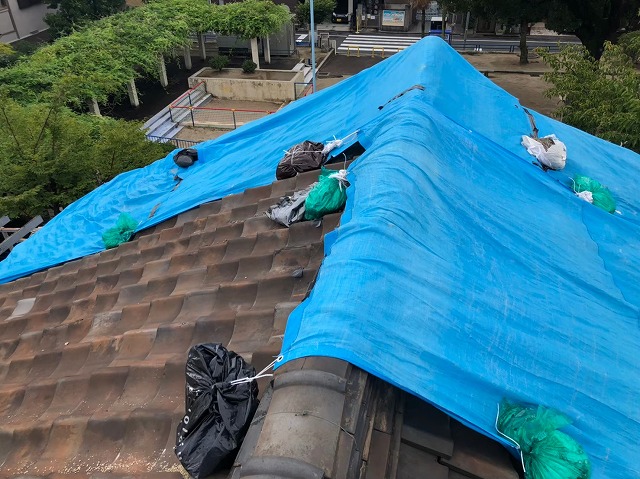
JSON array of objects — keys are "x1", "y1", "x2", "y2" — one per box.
[
  {"x1": 572, "y1": 175, "x2": 616, "y2": 213},
  {"x1": 266, "y1": 184, "x2": 315, "y2": 227},
  {"x1": 175, "y1": 344, "x2": 258, "y2": 479},
  {"x1": 276, "y1": 140, "x2": 325, "y2": 180},
  {"x1": 522, "y1": 135, "x2": 567, "y2": 170},
  {"x1": 174, "y1": 148, "x2": 199, "y2": 168},
  {"x1": 497, "y1": 400, "x2": 591, "y2": 479},
  {"x1": 102, "y1": 213, "x2": 138, "y2": 249},
  {"x1": 304, "y1": 168, "x2": 349, "y2": 220}
]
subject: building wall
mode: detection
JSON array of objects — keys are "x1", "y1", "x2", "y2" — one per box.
[{"x1": 0, "y1": 0, "x2": 48, "y2": 43}]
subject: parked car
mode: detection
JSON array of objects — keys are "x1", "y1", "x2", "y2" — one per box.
[{"x1": 331, "y1": 11, "x2": 350, "y2": 23}]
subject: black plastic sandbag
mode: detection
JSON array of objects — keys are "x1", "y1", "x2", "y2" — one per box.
[
  {"x1": 175, "y1": 343, "x2": 258, "y2": 479},
  {"x1": 174, "y1": 148, "x2": 199, "y2": 168},
  {"x1": 276, "y1": 140, "x2": 325, "y2": 180},
  {"x1": 266, "y1": 184, "x2": 315, "y2": 227}
]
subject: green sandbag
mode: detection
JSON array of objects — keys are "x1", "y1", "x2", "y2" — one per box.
[
  {"x1": 497, "y1": 400, "x2": 591, "y2": 479},
  {"x1": 304, "y1": 167, "x2": 348, "y2": 220},
  {"x1": 573, "y1": 175, "x2": 616, "y2": 213},
  {"x1": 102, "y1": 213, "x2": 138, "y2": 249}
]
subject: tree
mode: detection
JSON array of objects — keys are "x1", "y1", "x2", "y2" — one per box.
[
  {"x1": 296, "y1": 0, "x2": 337, "y2": 25},
  {"x1": 0, "y1": 97, "x2": 172, "y2": 219},
  {"x1": 440, "y1": 0, "x2": 550, "y2": 64},
  {"x1": 618, "y1": 30, "x2": 640, "y2": 63},
  {"x1": 546, "y1": 0, "x2": 640, "y2": 59},
  {"x1": 0, "y1": 0, "x2": 291, "y2": 107},
  {"x1": 411, "y1": 0, "x2": 432, "y2": 38},
  {"x1": 540, "y1": 43, "x2": 640, "y2": 153},
  {"x1": 44, "y1": 0, "x2": 127, "y2": 38}
]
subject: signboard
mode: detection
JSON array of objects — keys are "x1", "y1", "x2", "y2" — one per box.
[{"x1": 382, "y1": 10, "x2": 405, "y2": 26}]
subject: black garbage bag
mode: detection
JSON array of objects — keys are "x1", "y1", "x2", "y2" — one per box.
[
  {"x1": 174, "y1": 148, "x2": 199, "y2": 168},
  {"x1": 175, "y1": 343, "x2": 258, "y2": 479},
  {"x1": 266, "y1": 184, "x2": 315, "y2": 227},
  {"x1": 276, "y1": 140, "x2": 325, "y2": 180}
]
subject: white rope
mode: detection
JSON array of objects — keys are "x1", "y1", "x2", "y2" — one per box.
[
  {"x1": 228, "y1": 355, "x2": 283, "y2": 386},
  {"x1": 495, "y1": 402, "x2": 527, "y2": 473},
  {"x1": 329, "y1": 169, "x2": 349, "y2": 191},
  {"x1": 322, "y1": 130, "x2": 359, "y2": 156}
]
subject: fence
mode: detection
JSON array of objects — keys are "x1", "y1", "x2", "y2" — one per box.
[
  {"x1": 294, "y1": 81, "x2": 313, "y2": 100},
  {"x1": 147, "y1": 136, "x2": 199, "y2": 148},
  {"x1": 169, "y1": 81, "x2": 275, "y2": 129},
  {"x1": 170, "y1": 106, "x2": 275, "y2": 129}
]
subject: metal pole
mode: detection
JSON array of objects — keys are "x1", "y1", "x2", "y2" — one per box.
[
  {"x1": 463, "y1": 11, "x2": 470, "y2": 51},
  {"x1": 310, "y1": 0, "x2": 317, "y2": 93}
]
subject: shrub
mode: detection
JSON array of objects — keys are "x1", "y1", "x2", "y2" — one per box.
[
  {"x1": 209, "y1": 55, "x2": 229, "y2": 72},
  {"x1": 242, "y1": 59, "x2": 257, "y2": 73}
]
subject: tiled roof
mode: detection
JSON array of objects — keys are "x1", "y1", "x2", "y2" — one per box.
[{"x1": 0, "y1": 164, "x2": 521, "y2": 479}]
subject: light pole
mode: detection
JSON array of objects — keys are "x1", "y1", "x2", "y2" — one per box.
[{"x1": 310, "y1": 0, "x2": 317, "y2": 93}]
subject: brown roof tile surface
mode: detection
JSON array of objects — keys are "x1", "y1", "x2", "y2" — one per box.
[{"x1": 0, "y1": 164, "x2": 521, "y2": 479}]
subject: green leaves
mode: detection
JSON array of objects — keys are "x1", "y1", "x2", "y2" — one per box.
[
  {"x1": 0, "y1": 0, "x2": 292, "y2": 107},
  {"x1": 541, "y1": 43, "x2": 640, "y2": 153},
  {"x1": 295, "y1": 0, "x2": 337, "y2": 26},
  {"x1": 0, "y1": 98, "x2": 172, "y2": 219}
]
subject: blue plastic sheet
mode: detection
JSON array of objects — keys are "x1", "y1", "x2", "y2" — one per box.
[{"x1": 1, "y1": 38, "x2": 638, "y2": 479}]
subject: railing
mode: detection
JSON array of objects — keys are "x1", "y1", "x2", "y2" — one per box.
[
  {"x1": 294, "y1": 81, "x2": 314, "y2": 100},
  {"x1": 147, "y1": 136, "x2": 200, "y2": 148},
  {"x1": 170, "y1": 105, "x2": 275, "y2": 129},
  {"x1": 169, "y1": 81, "x2": 207, "y2": 123}
]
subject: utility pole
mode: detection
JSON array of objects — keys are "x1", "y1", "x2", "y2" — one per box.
[
  {"x1": 463, "y1": 11, "x2": 470, "y2": 50},
  {"x1": 310, "y1": 0, "x2": 317, "y2": 93}
]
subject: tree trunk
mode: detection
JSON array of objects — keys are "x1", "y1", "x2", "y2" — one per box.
[
  {"x1": 519, "y1": 19, "x2": 529, "y2": 64},
  {"x1": 421, "y1": 9, "x2": 426, "y2": 38},
  {"x1": 441, "y1": 12, "x2": 447, "y2": 40}
]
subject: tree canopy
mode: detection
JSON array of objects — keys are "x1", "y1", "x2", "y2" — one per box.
[
  {"x1": 0, "y1": 0, "x2": 291, "y2": 107},
  {"x1": 442, "y1": 0, "x2": 640, "y2": 59},
  {"x1": 541, "y1": 43, "x2": 640, "y2": 153},
  {"x1": 296, "y1": 0, "x2": 337, "y2": 26},
  {"x1": 43, "y1": 0, "x2": 127, "y2": 38},
  {"x1": 0, "y1": 97, "x2": 173, "y2": 219},
  {"x1": 546, "y1": 0, "x2": 640, "y2": 59}
]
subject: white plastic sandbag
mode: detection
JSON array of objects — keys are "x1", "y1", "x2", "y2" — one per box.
[{"x1": 521, "y1": 135, "x2": 567, "y2": 170}]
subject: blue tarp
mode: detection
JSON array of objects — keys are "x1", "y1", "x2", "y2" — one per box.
[{"x1": 1, "y1": 37, "x2": 638, "y2": 478}]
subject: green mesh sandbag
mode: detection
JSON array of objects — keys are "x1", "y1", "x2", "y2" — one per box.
[
  {"x1": 497, "y1": 400, "x2": 591, "y2": 479},
  {"x1": 304, "y1": 168, "x2": 349, "y2": 220},
  {"x1": 572, "y1": 175, "x2": 616, "y2": 213},
  {"x1": 102, "y1": 213, "x2": 138, "y2": 249}
]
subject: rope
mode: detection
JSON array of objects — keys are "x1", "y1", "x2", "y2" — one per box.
[{"x1": 228, "y1": 355, "x2": 283, "y2": 386}]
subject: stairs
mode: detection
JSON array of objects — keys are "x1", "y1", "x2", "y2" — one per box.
[{"x1": 144, "y1": 84, "x2": 212, "y2": 141}]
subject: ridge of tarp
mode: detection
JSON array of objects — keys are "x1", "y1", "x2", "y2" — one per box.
[{"x1": 278, "y1": 40, "x2": 640, "y2": 479}]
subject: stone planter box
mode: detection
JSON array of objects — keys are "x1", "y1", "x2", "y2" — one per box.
[{"x1": 189, "y1": 68, "x2": 304, "y2": 102}]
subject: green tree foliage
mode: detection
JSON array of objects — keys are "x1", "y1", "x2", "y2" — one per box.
[
  {"x1": 618, "y1": 30, "x2": 640, "y2": 63},
  {"x1": 216, "y1": 0, "x2": 291, "y2": 39},
  {"x1": 541, "y1": 43, "x2": 640, "y2": 153},
  {"x1": 0, "y1": 0, "x2": 291, "y2": 107},
  {"x1": 441, "y1": 0, "x2": 549, "y2": 64},
  {"x1": 545, "y1": 0, "x2": 640, "y2": 59},
  {"x1": 43, "y1": 0, "x2": 127, "y2": 38},
  {"x1": 0, "y1": 44, "x2": 13, "y2": 57},
  {"x1": 296, "y1": 0, "x2": 337, "y2": 26},
  {"x1": 0, "y1": 98, "x2": 172, "y2": 219}
]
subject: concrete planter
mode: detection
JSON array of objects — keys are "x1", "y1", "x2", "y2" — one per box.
[{"x1": 189, "y1": 67, "x2": 304, "y2": 102}]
